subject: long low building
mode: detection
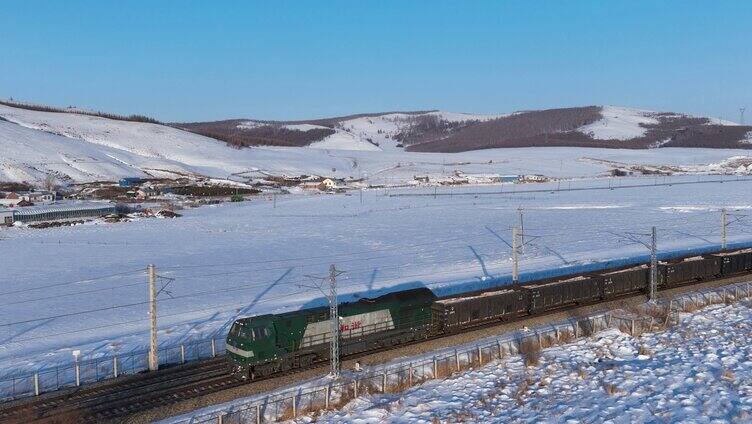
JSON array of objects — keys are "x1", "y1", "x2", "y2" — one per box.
[{"x1": 4, "y1": 203, "x2": 117, "y2": 224}]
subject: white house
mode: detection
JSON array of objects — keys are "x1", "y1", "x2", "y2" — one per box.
[
  {"x1": 318, "y1": 178, "x2": 337, "y2": 191},
  {"x1": 0, "y1": 191, "x2": 55, "y2": 207}
]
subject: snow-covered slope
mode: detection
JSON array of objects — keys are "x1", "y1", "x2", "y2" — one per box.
[
  {"x1": 578, "y1": 106, "x2": 661, "y2": 140},
  {"x1": 240, "y1": 110, "x2": 505, "y2": 152},
  {"x1": 578, "y1": 105, "x2": 739, "y2": 141},
  {"x1": 0, "y1": 104, "x2": 354, "y2": 183}
]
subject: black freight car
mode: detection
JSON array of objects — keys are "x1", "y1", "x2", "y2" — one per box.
[
  {"x1": 433, "y1": 288, "x2": 526, "y2": 333},
  {"x1": 599, "y1": 265, "x2": 649, "y2": 297},
  {"x1": 712, "y1": 249, "x2": 752, "y2": 276},
  {"x1": 522, "y1": 275, "x2": 603, "y2": 314},
  {"x1": 659, "y1": 256, "x2": 722, "y2": 288}
]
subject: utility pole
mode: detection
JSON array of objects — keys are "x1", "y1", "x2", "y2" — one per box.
[
  {"x1": 148, "y1": 264, "x2": 158, "y2": 371},
  {"x1": 721, "y1": 208, "x2": 728, "y2": 250},
  {"x1": 649, "y1": 227, "x2": 658, "y2": 301},
  {"x1": 328, "y1": 265, "x2": 340, "y2": 378},
  {"x1": 512, "y1": 226, "x2": 520, "y2": 283},
  {"x1": 517, "y1": 207, "x2": 525, "y2": 253}
]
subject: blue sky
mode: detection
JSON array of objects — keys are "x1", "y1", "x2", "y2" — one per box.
[{"x1": 1, "y1": 1, "x2": 750, "y2": 122}]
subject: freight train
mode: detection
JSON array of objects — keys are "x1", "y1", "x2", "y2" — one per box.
[{"x1": 226, "y1": 248, "x2": 752, "y2": 379}]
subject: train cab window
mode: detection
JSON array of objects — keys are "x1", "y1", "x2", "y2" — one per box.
[
  {"x1": 251, "y1": 327, "x2": 269, "y2": 340},
  {"x1": 229, "y1": 323, "x2": 242, "y2": 338},
  {"x1": 319, "y1": 312, "x2": 327, "y2": 320}
]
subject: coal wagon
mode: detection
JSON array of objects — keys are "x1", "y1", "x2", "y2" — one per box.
[
  {"x1": 659, "y1": 256, "x2": 722, "y2": 288},
  {"x1": 522, "y1": 275, "x2": 603, "y2": 314},
  {"x1": 712, "y1": 249, "x2": 752, "y2": 276},
  {"x1": 599, "y1": 265, "x2": 649, "y2": 297},
  {"x1": 432, "y1": 288, "x2": 527, "y2": 333}
]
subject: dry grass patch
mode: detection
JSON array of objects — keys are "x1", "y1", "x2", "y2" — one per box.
[
  {"x1": 519, "y1": 338, "x2": 542, "y2": 367},
  {"x1": 722, "y1": 369, "x2": 736, "y2": 382},
  {"x1": 603, "y1": 383, "x2": 620, "y2": 395}
]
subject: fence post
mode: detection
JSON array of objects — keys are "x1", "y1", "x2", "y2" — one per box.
[
  {"x1": 408, "y1": 363, "x2": 413, "y2": 386},
  {"x1": 382, "y1": 373, "x2": 387, "y2": 393},
  {"x1": 113, "y1": 356, "x2": 119, "y2": 378},
  {"x1": 256, "y1": 404, "x2": 261, "y2": 424},
  {"x1": 574, "y1": 320, "x2": 579, "y2": 338},
  {"x1": 33, "y1": 373, "x2": 40, "y2": 396},
  {"x1": 353, "y1": 380, "x2": 358, "y2": 398},
  {"x1": 75, "y1": 361, "x2": 81, "y2": 387},
  {"x1": 432, "y1": 357, "x2": 438, "y2": 378},
  {"x1": 455, "y1": 350, "x2": 460, "y2": 372},
  {"x1": 211, "y1": 339, "x2": 217, "y2": 357},
  {"x1": 630, "y1": 319, "x2": 635, "y2": 336},
  {"x1": 291, "y1": 394, "x2": 297, "y2": 418},
  {"x1": 477, "y1": 345, "x2": 483, "y2": 365},
  {"x1": 217, "y1": 413, "x2": 224, "y2": 424},
  {"x1": 555, "y1": 326, "x2": 559, "y2": 342},
  {"x1": 325, "y1": 386, "x2": 330, "y2": 409},
  {"x1": 607, "y1": 313, "x2": 612, "y2": 328},
  {"x1": 537, "y1": 332, "x2": 542, "y2": 349},
  {"x1": 497, "y1": 340, "x2": 503, "y2": 359},
  {"x1": 181, "y1": 344, "x2": 186, "y2": 364}
]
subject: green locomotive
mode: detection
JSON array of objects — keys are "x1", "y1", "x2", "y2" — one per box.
[{"x1": 226, "y1": 288, "x2": 436, "y2": 378}]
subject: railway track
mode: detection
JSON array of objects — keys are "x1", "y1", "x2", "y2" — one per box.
[
  {"x1": 1, "y1": 272, "x2": 750, "y2": 423},
  {"x1": 0, "y1": 358, "x2": 238, "y2": 423}
]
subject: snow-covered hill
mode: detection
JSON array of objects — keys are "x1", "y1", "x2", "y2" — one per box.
[
  {"x1": 181, "y1": 105, "x2": 749, "y2": 153},
  {"x1": 1, "y1": 102, "x2": 750, "y2": 185},
  {"x1": 0, "y1": 104, "x2": 353, "y2": 184}
]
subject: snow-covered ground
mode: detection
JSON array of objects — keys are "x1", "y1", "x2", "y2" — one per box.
[
  {"x1": 0, "y1": 103, "x2": 748, "y2": 186},
  {"x1": 1, "y1": 174, "x2": 752, "y2": 380},
  {"x1": 306, "y1": 299, "x2": 752, "y2": 423}
]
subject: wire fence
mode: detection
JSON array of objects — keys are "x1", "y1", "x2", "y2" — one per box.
[
  {"x1": 0, "y1": 337, "x2": 227, "y2": 402},
  {"x1": 172, "y1": 282, "x2": 752, "y2": 424}
]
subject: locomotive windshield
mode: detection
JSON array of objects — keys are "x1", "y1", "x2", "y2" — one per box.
[{"x1": 229, "y1": 322, "x2": 270, "y2": 341}]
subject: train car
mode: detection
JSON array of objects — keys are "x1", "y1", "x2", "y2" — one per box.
[
  {"x1": 521, "y1": 274, "x2": 604, "y2": 315},
  {"x1": 225, "y1": 288, "x2": 436, "y2": 377},
  {"x1": 711, "y1": 249, "x2": 752, "y2": 276},
  {"x1": 659, "y1": 255, "x2": 722, "y2": 288},
  {"x1": 432, "y1": 288, "x2": 527, "y2": 333},
  {"x1": 599, "y1": 265, "x2": 649, "y2": 297}
]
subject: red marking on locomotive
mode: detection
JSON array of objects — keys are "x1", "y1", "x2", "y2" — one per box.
[{"x1": 341, "y1": 321, "x2": 362, "y2": 332}]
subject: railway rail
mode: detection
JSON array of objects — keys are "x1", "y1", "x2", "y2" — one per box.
[{"x1": 2, "y1": 258, "x2": 752, "y2": 423}]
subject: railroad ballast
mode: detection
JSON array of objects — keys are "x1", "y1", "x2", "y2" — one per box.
[{"x1": 226, "y1": 248, "x2": 752, "y2": 379}]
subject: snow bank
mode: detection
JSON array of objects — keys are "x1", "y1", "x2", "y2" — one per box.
[{"x1": 305, "y1": 296, "x2": 752, "y2": 423}]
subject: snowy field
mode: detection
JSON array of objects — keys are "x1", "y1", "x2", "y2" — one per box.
[
  {"x1": 309, "y1": 300, "x2": 752, "y2": 423},
  {"x1": 1, "y1": 174, "x2": 752, "y2": 379}
]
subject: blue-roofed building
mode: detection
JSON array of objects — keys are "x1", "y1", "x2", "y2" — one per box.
[{"x1": 119, "y1": 177, "x2": 144, "y2": 188}]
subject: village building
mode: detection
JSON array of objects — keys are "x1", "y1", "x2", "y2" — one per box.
[
  {"x1": 318, "y1": 178, "x2": 337, "y2": 191},
  {"x1": 0, "y1": 208, "x2": 14, "y2": 226},
  {"x1": 0, "y1": 191, "x2": 56, "y2": 207}
]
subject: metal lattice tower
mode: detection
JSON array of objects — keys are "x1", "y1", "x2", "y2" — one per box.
[
  {"x1": 741, "y1": 107, "x2": 746, "y2": 126},
  {"x1": 328, "y1": 264, "x2": 340, "y2": 378},
  {"x1": 649, "y1": 227, "x2": 658, "y2": 300}
]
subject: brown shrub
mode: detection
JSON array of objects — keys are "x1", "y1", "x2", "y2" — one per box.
[{"x1": 519, "y1": 338, "x2": 542, "y2": 367}]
